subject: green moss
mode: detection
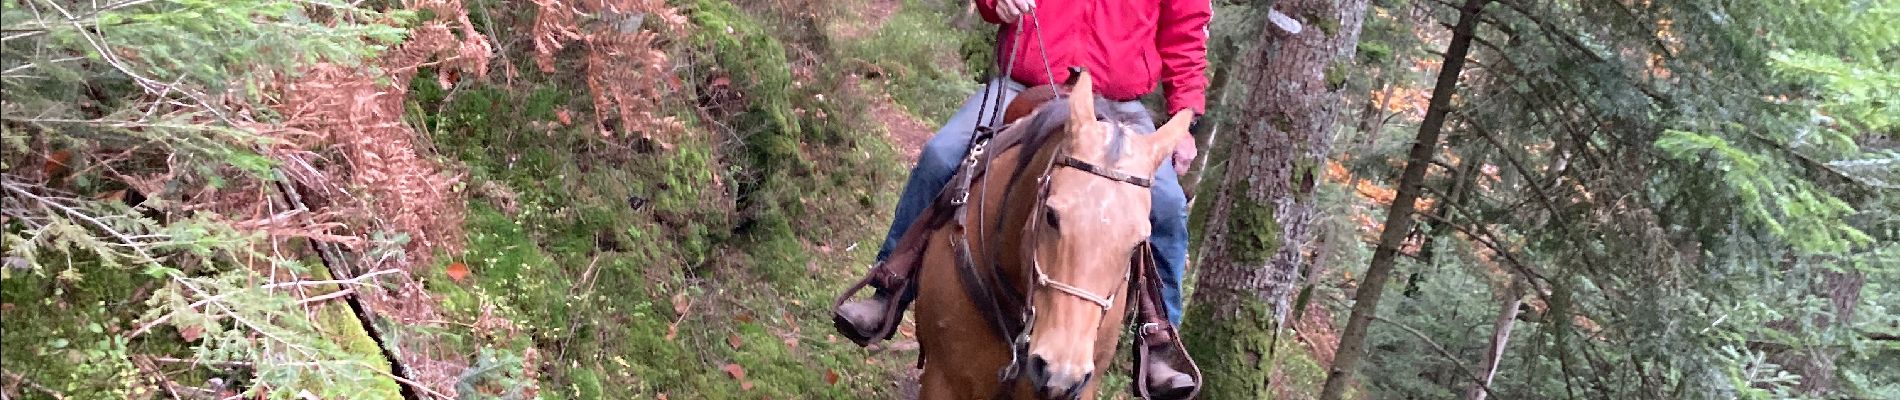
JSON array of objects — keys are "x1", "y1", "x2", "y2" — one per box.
[
  {"x1": 394, "y1": 0, "x2": 939, "y2": 397},
  {"x1": 1325, "y1": 61, "x2": 1351, "y2": 91},
  {"x1": 570, "y1": 367, "x2": 603, "y2": 399},
  {"x1": 1313, "y1": 11, "x2": 1340, "y2": 36},
  {"x1": 1226, "y1": 184, "x2": 1282, "y2": 264},
  {"x1": 841, "y1": 0, "x2": 983, "y2": 121},
  {"x1": 688, "y1": 0, "x2": 802, "y2": 167},
  {"x1": 312, "y1": 305, "x2": 405, "y2": 398},
  {"x1": 0, "y1": 268, "x2": 145, "y2": 399},
  {"x1": 1182, "y1": 299, "x2": 1326, "y2": 399}
]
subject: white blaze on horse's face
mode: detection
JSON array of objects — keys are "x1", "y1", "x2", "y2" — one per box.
[{"x1": 1022, "y1": 71, "x2": 1194, "y2": 398}]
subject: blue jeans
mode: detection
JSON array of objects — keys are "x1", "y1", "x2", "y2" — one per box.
[{"x1": 875, "y1": 78, "x2": 1190, "y2": 325}]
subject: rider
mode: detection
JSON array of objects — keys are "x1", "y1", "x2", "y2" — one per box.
[{"x1": 835, "y1": 0, "x2": 1210, "y2": 396}]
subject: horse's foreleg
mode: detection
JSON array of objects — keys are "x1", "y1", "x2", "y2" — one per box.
[{"x1": 916, "y1": 362, "x2": 954, "y2": 400}]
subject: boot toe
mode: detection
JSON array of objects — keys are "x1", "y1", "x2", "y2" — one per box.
[{"x1": 1146, "y1": 370, "x2": 1196, "y2": 400}]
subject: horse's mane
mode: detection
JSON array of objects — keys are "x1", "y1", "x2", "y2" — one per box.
[
  {"x1": 985, "y1": 95, "x2": 1143, "y2": 173},
  {"x1": 919, "y1": 95, "x2": 1143, "y2": 231}
]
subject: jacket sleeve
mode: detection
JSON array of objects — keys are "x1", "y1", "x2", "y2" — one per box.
[
  {"x1": 975, "y1": 0, "x2": 1007, "y2": 24},
  {"x1": 1157, "y1": 0, "x2": 1213, "y2": 114}
]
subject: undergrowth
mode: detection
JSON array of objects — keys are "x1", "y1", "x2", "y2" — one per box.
[{"x1": 396, "y1": 0, "x2": 979, "y2": 397}]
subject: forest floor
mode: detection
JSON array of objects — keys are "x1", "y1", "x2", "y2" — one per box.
[
  {"x1": 388, "y1": 0, "x2": 985, "y2": 398},
  {"x1": 0, "y1": 0, "x2": 1333, "y2": 398}
]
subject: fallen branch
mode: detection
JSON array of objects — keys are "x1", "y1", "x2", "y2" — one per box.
[
  {"x1": 128, "y1": 269, "x2": 403, "y2": 339},
  {"x1": 297, "y1": 288, "x2": 357, "y2": 305},
  {"x1": 142, "y1": 356, "x2": 454, "y2": 400},
  {"x1": 2, "y1": 370, "x2": 68, "y2": 400}
]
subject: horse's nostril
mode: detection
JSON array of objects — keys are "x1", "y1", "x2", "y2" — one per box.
[{"x1": 1027, "y1": 354, "x2": 1051, "y2": 384}]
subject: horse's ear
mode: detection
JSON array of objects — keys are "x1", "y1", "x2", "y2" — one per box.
[
  {"x1": 1066, "y1": 71, "x2": 1095, "y2": 133},
  {"x1": 1142, "y1": 111, "x2": 1194, "y2": 167}
]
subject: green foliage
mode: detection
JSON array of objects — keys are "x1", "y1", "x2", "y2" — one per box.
[
  {"x1": 1322, "y1": 0, "x2": 1900, "y2": 398},
  {"x1": 1658, "y1": 129, "x2": 1873, "y2": 253},
  {"x1": 2, "y1": 0, "x2": 417, "y2": 397},
  {"x1": 840, "y1": 0, "x2": 985, "y2": 121}
]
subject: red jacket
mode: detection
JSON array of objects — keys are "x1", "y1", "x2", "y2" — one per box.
[{"x1": 976, "y1": 0, "x2": 1213, "y2": 114}]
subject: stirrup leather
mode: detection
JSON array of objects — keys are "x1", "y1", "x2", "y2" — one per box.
[{"x1": 1131, "y1": 243, "x2": 1202, "y2": 400}]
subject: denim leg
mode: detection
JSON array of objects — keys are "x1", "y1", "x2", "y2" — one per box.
[
  {"x1": 1103, "y1": 101, "x2": 1188, "y2": 325},
  {"x1": 1149, "y1": 160, "x2": 1190, "y2": 326},
  {"x1": 876, "y1": 79, "x2": 1024, "y2": 262}
]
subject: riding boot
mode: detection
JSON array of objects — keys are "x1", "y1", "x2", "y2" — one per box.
[
  {"x1": 832, "y1": 264, "x2": 908, "y2": 346},
  {"x1": 832, "y1": 226, "x2": 929, "y2": 347},
  {"x1": 1137, "y1": 322, "x2": 1198, "y2": 400},
  {"x1": 1133, "y1": 243, "x2": 1200, "y2": 400}
]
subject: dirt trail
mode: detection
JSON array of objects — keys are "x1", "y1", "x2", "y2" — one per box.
[
  {"x1": 834, "y1": 0, "x2": 935, "y2": 163},
  {"x1": 869, "y1": 90, "x2": 935, "y2": 163},
  {"x1": 834, "y1": 0, "x2": 904, "y2": 40}
]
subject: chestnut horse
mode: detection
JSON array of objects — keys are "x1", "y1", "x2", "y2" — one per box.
[{"x1": 899, "y1": 72, "x2": 1193, "y2": 399}]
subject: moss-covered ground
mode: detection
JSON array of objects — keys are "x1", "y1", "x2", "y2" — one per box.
[
  {"x1": 0, "y1": 1, "x2": 1341, "y2": 398},
  {"x1": 393, "y1": 0, "x2": 988, "y2": 397}
]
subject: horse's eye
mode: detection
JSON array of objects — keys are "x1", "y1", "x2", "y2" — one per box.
[{"x1": 1043, "y1": 208, "x2": 1061, "y2": 229}]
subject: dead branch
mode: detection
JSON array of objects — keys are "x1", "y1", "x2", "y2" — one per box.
[
  {"x1": 1370, "y1": 315, "x2": 1499, "y2": 399},
  {"x1": 2, "y1": 370, "x2": 67, "y2": 400},
  {"x1": 127, "y1": 269, "x2": 403, "y2": 339}
]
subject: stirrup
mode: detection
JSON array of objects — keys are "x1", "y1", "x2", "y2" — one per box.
[
  {"x1": 831, "y1": 273, "x2": 910, "y2": 347},
  {"x1": 1134, "y1": 322, "x2": 1201, "y2": 399}
]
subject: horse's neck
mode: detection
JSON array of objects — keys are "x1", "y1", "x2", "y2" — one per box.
[{"x1": 965, "y1": 134, "x2": 1056, "y2": 291}]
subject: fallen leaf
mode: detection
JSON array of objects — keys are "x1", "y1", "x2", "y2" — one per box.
[
  {"x1": 555, "y1": 108, "x2": 574, "y2": 126},
  {"x1": 95, "y1": 190, "x2": 126, "y2": 203},
  {"x1": 735, "y1": 313, "x2": 755, "y2": 324},
  {"x1": 783, "y1": 337, "x2": 798, "y2": 350},
  {"x1": 824, "y1": 369, "x2": 840, "y2": 385},
  {"x1": 722, "y1": 363, "x2": 746, "y2": 381},
  {"x1": 727, "y1": 333, "x2": 743, "y2": 349},
  {"x1": 665, "y1": 324, "x2": 680, "y2": 342},
  {"x1": 672, "y1": 292, "x2": 691, "y2": 316},
  {"x1": 179, "y1": 325, "x2": 204, "y2": 343},
  {"x1": 44, "y1": 150, "x2": 72, "y2": 179},
  {"x1": 446, "y1": 262, "x2": 470, "y2": 283},
  {"x1": 898, "y1": 322, "x2": 916, "y2": 338}
]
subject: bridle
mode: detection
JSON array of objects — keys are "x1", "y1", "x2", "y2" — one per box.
[{"x1": 949, "y1": 114, "x2": 1159, "y2": 390}]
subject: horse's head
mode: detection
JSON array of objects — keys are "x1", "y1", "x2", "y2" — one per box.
[{"x1": 1016, "y1": 71, "x2": 1193, "y2": 398}]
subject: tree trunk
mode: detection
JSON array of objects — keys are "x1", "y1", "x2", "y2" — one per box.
[
  {"x1": 1181, "y1": 0, "x2": 1369, "y2": 396},
  {"x1": 1318, "y1": 0, "x2": 1489, "y2": 399},
  {"x1": 1468, "y1": 285, "x2": 1522, "y2": 400}
]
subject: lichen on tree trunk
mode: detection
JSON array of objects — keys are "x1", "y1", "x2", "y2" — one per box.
[{"x1": 1184, "y1": 0, "x2": 1370, "y2": 396}]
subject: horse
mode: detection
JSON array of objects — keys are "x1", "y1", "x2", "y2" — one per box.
[{"x1": 896, "y1": 71, "x2": 1194, "y2": 399}]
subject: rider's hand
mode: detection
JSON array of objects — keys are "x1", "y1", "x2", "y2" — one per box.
[
  {"x1": 996, "y1": 0, "x2": 1036, "y2": 23},
  {"x1": 1172, "y1": 137, "x2": 1197, "y2": 177},
  {"x1": 1172, "y1": 112, "x2": 1199, "y2": 177}
]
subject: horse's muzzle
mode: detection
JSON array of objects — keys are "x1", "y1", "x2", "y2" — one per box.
[{"x1": 1027, "y1": 354, "x2": 1092, "y2": 399}]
